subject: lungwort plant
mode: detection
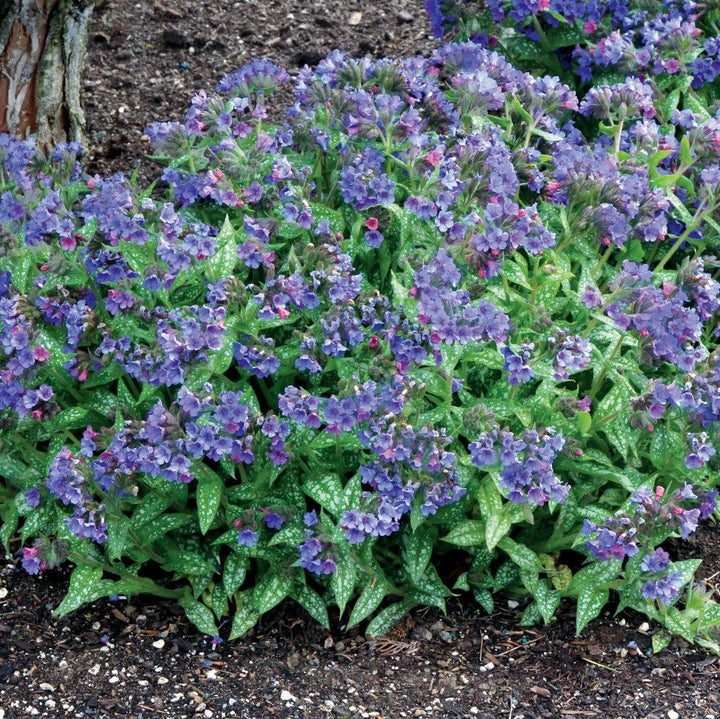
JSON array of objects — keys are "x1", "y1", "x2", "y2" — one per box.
[
  {"x1": 1, "y1": 44, "x2": 719, "y2": 647},
  {"x1": 425, "y1": 0, "x2": 720, "y2": 101}
]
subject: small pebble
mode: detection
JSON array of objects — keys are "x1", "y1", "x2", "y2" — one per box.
[
  {"x1": 668, "y1": 711, "x2": 680, "y2": 719},
  {"x1": 157, "y1": 676, "x2": 169, "y2": 685},
  {"x1": 281, "y1": 690, "x2": 297, "y2": 702},
  {"x1": 152, "y1": 638, "x2": 166, "y2": 649},
  {"x1": 39, "y1": 683, "x2": 55, "y2": 692}
]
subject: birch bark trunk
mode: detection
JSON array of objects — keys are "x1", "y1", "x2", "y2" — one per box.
[{"x1": 0, "y1": 0, "x2": 94, "y2": 152}]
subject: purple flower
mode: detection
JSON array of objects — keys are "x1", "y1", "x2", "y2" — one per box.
[
  {"x1": 21, "y1": 546, "x2": 45, "y2": 575},
  {"x1": 641, "y1": 571, "x2": 683, "y2": 604},
  {"x1": 640, "y1": 548, "x2": 670, "y2": 573},
  {"x1": 502, "y1": 344, "x2": 535, "y2": 385},
  {"x1": 303, "y1": 510, "x2": 319, "y2": 527},
  {"x1": 24, "y1": 487, "x2": 41, "y2": 508},
  {"x1": 237, "y1": 529, "x2": 260, "y2": 548},
  {"x1": 262, "y1": 512, "x2": 284, "y2": 530}
]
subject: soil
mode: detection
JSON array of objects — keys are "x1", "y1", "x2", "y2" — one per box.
[
  {"x1": 2, "y1": 0, "x2": 720, "y2": 717},
  {"x1": 2, "y1": 527, "x2": 720, "y2": 718}
]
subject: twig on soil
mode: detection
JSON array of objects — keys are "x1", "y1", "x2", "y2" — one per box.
[
  {"x1": 493, "y1": 636, "x2": 543, "y2": 657},
  {"x1": 581, "y1": 656, "x2": 621, "y2": 674}
]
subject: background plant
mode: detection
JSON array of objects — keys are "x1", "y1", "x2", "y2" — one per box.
[
  {"x1": 425, "y1": 0, "x2": 720, "y2": 102},
  {"x1": 0, "y1": 41, "x2": 719, "y2": 647}
]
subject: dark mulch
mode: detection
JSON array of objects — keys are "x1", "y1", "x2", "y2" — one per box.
[
  {"x1": 2, "y1": 526, "x2": 720, "y2": 718},
  {"x1": 2, "y1": 1, "x2": 720, "y2": 716}
]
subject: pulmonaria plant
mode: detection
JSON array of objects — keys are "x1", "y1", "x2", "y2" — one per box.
[{"x1": 1, "y1": 39, "x2": 719, "y2": 647}]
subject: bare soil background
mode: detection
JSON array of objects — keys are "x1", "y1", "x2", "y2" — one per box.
[{"x1": 2, "y1": 1, "x2": 720, "y2": 717}]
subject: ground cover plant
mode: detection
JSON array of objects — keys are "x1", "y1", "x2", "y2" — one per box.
[
  {"x1": 425, "y1": 0, "x2": 720, "y2": 99},
  {"x1": 1, "y1": 12, "x2": 720, "y2": 651}
]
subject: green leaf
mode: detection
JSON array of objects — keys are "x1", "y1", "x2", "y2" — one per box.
[
  {"x1": 292, "y1": 584, "x2": 330, "y2": 630},
  {"x1": 569, "y1": 558, "x2": 622, "y2": 592},
  {"x1": 53, "y1": 564, "x2": 106, "y2": 616},
  {"x1": 209, "y1": 331, "x2": 235, "y2": 375},
  {"x1": 498, "y1": 536, "x2": 540, "y2": 573},
  {"x1": 331, "y1": 557, "x2": 357, "y2": 617},
  {"x1": 348, "y1": 574, "x2": 387, "y2": 627},
  {"x1": 473, "y1": 588, "x2": 494, "y2": 614},
  {"x1": 165, "y1": 551, "x2": 215, "y2": 576},
  {"x1": 576, "y1": 410, "x2": 592, "y2": 435},
  {"x1": 0, "y1": 455, "x2": 41, "y2": 483},
  {"x1": 666, "y1": 189, "x2": 696, "y2": 224},
  {"x1": 652, "y1": 629, "x2": 673, "y2": 654},
  {"x1": 206, "y1": 215, "x2": 238, "y2": 281},
  {"x1": 494, "y1": 560, "x2": 520, "y2": 589},
  {"x1": 679, "y1": 136, "x2": 693, "y2": 167},
  {"x1": 223, "y1": 552, "x2": 248, "y2": 596},
  {"x1": 211, "y1": 582, "x2": 228, "y2": 620},
  {"x1": 685, "y1": 93, "x2": 711, "y2": 119},
  {"x1": 453, "y1": 572, "x2": 470, "y2": 592},
  {"x1": 501, "y1": 259, "x2": 532, "y2": 289},
  {"x1": 649, "y1": 424, "x2": 685, "y2": 472},
  {"x1": 11, "y1": 252, "x2": 34, "y2": 294},
  {"x1": 534, "y1": 580, "x2": 561, "y2": 624},
  {"x1": 663, "y1": 607, "x2": 694, "y2": 642},
  {"x1": 520, "y1": 602, "x2": 542, "y2": 627},
  {"x1": 268, "y1": 523, "x2": 305, "y2": 547},
  {"x1": 142, "y1": 514, "x2": 194, "y2": 543},
  {"x1": 230, "y1": 602, "x2": 260, "y2": 639},
  {"x1": 180, "y1": 594, "x2": 219, "y2": 636},
  {"x1": 253, "y1": 574, "x2": 291, "y2": 614},
  {"x1": 403, "y1": 528, "x2": 435, "y2": 583},
  {"x1": 0, "y1": 505, "x2": 19, "y2": 553},
  {"x1": 479, "y1": 482, "x2": 511, "y2": 550},
  {"x1": 107, "y1": 515, "x2": 130, "y2": 561},
  {"x1": 303, "y1": 473, "x2": 344, "y2": 516},
  {"x1": 440, "y1": 520, "x2": 485, "y2": 547},
  {"x1": 83, "y1": 363, "x2": 126, "y2": 388},
  {"x1": 576, "y1": 585, "x2": 609, "y2": 635},
  {"x1": 365, "y1": 600, "x2": 415, "y2": 637},
  {"x1": 342, "y1": 473, "x2": 362, "y2": 512},
  {"x1": 196, "y1": 469, "x2": 224, "y2": 535},
  {"x1": 130, "y1": 494, "x2": 173, "y2": 530},
  {"x1": 662, "y1": 88, "x2": 681, "y2": 120}
]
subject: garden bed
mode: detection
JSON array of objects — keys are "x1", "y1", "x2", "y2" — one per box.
[{"x1": 2, "y1": 0, "x2": 720, "y2": 716}]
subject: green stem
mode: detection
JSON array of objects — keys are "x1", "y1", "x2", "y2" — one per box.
[
  {"x1": 654, "y1": 201, "x2": 709, "y2": 273},
  {"x1": 68, "y1": 552, "x2": 183, "y2": 599},
  {"x1": 591, "y1": 243, "x2": 614, "y2": 279},
  {"x1": 587, "y1": 335, "x2": 624, "y2": 401},
  {"x1": 589, "y1": 408, "x2": 620, "y2": 431}
]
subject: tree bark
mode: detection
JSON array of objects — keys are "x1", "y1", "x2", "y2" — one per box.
[{"x1": 0, "y1": 0, "x2": 94, "y2": 153}]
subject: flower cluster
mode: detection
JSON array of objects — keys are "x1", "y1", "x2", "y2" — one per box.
[
  {"x1": 2, "y1": 35, "x2": 719, "y2": 641},
  {"x1": 469, "y1": 426, "x2": 569, "y2": 505},
  {"x1": 583, "y1": 484, "x2": 717, "y2": 604}
]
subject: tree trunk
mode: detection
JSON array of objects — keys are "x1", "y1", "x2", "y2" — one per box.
[{"x1": 0, "y1": 0, "x2": 94, "y2": 153}]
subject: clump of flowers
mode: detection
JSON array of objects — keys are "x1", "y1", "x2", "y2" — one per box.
[{"x1": 1, "y1": 40, "x2": 718, "y2": 645}]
